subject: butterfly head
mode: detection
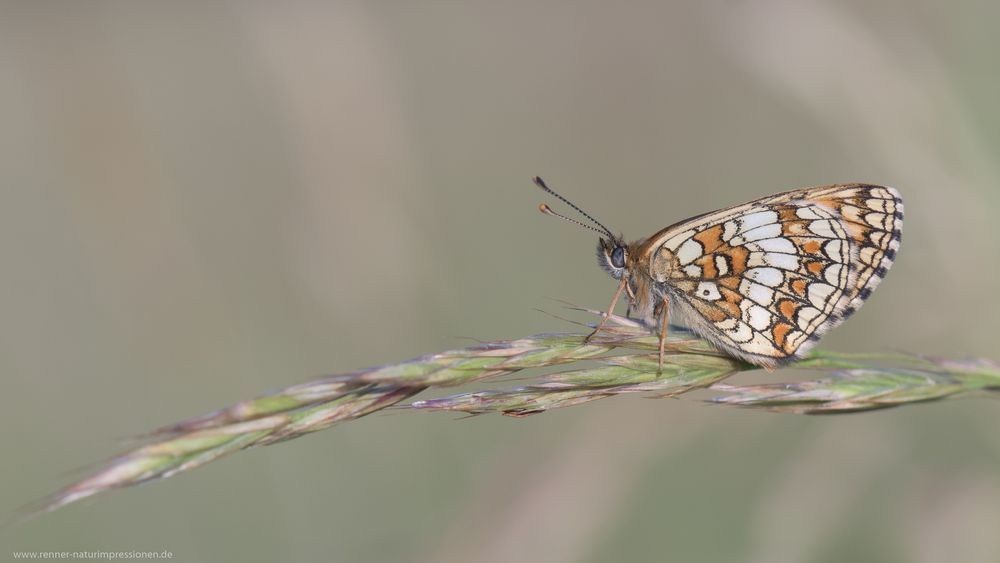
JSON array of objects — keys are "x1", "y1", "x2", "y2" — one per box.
[{"x1": 597, "y1": 236, "x2": 629, "y2": 280}]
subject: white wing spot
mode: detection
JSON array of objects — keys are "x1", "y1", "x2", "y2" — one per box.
[
  {"x1": 807, "y1": 282, "x2": 837, "y2": 309},
  {"x1": 865, "y1": 211, "x2": 888, "y2": 230},
  {"x1": 661, "y1": 229, "x2": 696, "y2": 251},
  {"x1": 737, "y1": 210, "x2": 779, "y2": 233},
  {"x1": 865, "y1": 198, "x2": 887, "y2": 212},
  {"x1": 731, "y1": 223, "x2": 782, "y2": 245},
  {"x1": 715, "y1": 255, "x2": 729, "y2": 275},
  {"x1": 860, "y1": 246, "x2": 879, "y2": 266},
  {"x1": 696, "y1": 281, "x2": 722, "y2": 301},
  {"x1": 823, "y1": 239, "x2": 846, "y2": 261},
  {"x1": 787, "y1": 331, "x2": 810, "y2": 348},
  {"x1": 824, "y1": 263, "x2": 844, "y2": 286},
  {"x1": 796, "y1": 307, "x2": 822, "y2": 331},
  {"x1": 744, "y1": 304, "x2": 773, "y2": 331},
  {"x1": 744, "y1": 332, "x2": 777, "y2": 355},
  {"x1": 755, "y1": 252, "x2": 799, "y2": 270},
  {"x1": 722, "y1": 220, "x2": 739, "y2": 242},
  {"x1": 808, "y1": 219, "x2": 841, "y2": 238},
  {"x1": 726, "y1": 321, "x2": 754, "y2": 343},
  {"x1": 795, "y1": 206, "x2": 825, "y2": 220},
  {"x1": 747, "y1": 267, "x2": 783, "y2": 287},
  {"x1": 748, "y1": 237, "x2": 796, "y2": 254},
  {"x1": 676, "y1": 238, "x2": 704, "y2": 265},
  {"x1": 740, "y1": 279, "x2": 775, "y2": 306},
  {"x1": 841, "y1": 205, "x2": 866, "y2": 224},
  {"x1": 716, "y1": 317, "x2": 738, "y2": 330}
]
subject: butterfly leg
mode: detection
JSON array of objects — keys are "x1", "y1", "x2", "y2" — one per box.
[
  {"x1": 585, "y1": 276, "x2": 627, "y2": 343},
  {"x1": 657, "y1": 301, "x2": 669, "y2": 375}
]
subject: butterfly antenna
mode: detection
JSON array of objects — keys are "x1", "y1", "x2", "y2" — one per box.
[
  {"x1": 533, "y1": 176, "x2": 616, "y2": 239},
  {"x1": 538, "y1": 203, "x2": 609, "y2": 236}
]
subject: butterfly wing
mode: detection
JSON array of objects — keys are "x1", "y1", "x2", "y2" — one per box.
[{"x1": 642, "y1": 184, "x2": 902, "y2": 368}]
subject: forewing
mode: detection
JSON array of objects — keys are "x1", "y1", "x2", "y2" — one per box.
[
  {"x1": 646, "y1": 184, "x2": 902, "y2": 367},
  {"x1": 794, "y1": 184, "x2": 903, "y2": 316}
]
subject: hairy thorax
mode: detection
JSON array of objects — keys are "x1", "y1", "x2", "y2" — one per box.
[{"x1": 627, "y1": 242, "x2": 678, "y2": 327}]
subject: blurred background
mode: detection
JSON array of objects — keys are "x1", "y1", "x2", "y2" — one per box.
[{"x1": 3, "y1": 1, "x2": 1000, "y2": 561}]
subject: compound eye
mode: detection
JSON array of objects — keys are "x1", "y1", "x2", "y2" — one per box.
[{"x1": 610, "y1": 246, "x2": 626, "y2": 269}]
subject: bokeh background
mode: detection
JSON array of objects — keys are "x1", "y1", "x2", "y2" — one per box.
[{"x1": 3, "y1": 1, "x2": 1000, "y2": 561}]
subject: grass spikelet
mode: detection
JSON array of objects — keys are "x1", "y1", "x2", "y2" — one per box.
[{"x1": 20, "y1": 313, "x2": 1000, "y2": 518}]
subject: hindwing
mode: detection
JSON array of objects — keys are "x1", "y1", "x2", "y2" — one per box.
[{"x1": 643, "y1": 184, "x2": 902, "y2": 367}]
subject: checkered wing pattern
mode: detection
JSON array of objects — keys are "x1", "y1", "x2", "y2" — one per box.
[{"x1": 648, "y1": 184, "x2": 902, "y2": 367}]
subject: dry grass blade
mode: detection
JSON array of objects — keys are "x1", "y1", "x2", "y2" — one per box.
[
  {"x1": 19, "y1": 314, "x2": 1000, "y2": 519},
  {"x1": 712, "y1": 357, "x2": 1000, "y2": 413}
]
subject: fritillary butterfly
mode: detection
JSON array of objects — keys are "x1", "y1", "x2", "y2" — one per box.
[{"x1": 536, "y1": 178, "x2": 903, "y2": 369}]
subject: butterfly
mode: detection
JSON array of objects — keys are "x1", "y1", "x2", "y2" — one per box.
[{"x1": 534, "y1": 177, "x2": 903, "y2": 370}]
